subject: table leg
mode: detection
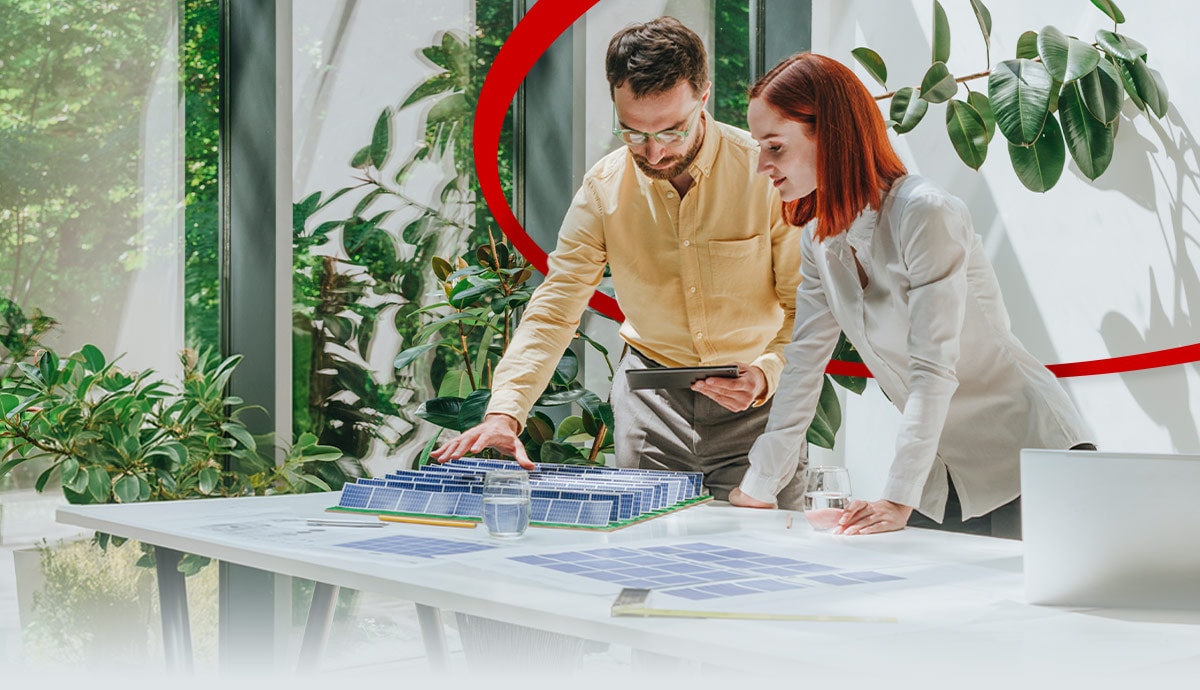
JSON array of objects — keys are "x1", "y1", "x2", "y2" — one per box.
[
  {"x1": 154, "y1": 546, "x2": 194, "y2": 674},
  {"x1": 415, "y1": 604, "x2": 449, "y2": 671},
  {"x1": 297, "y1": 582, "x2": 340, "y2": 672}
]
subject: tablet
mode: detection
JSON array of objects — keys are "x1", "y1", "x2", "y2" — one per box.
[{"x1": 625, "y1": 365, "x2": 739, "y2": 390}]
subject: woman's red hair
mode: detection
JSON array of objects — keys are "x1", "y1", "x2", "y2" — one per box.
[{"x1": 749, "y1": 53, "x2": 907, "y2": 240}]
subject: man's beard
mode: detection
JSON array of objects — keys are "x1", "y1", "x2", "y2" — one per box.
[{"x1": 632, "y1": 133, "x2": 703, "y2": 181}]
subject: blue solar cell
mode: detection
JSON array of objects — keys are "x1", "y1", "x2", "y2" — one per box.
[
  {"x1": 739, "y1": 578, "x2": 807, "y2": 592},
  {"x1": 545, "y1": 563, "x2": 592, "y2": 574},
  {"x1": 396, "y1": 490, "x2": 432, "y2": 513},
  {"x1": 807, "y1": 574, "x2": 860, "y2": 586},
  {"x1": 667, "y1": 588, "x2": 719, "y2": 601},
  {"x1": 367, "y1": 487, "x2": 404, "y2": 511},
  {"x1": 543, "y1": 499, "x2": 582, "y2": 524},
  {"x1": 338, "y1": 484, "x2": 372, "y2": 509},
  {"x1": 578, "y1": 500, "x2": 613, "y2": 526},
  {"x1": 529, "y1": 499, "x2": 550, "y2": 521},
  {"x1": 453, "y1": 494, "x2": 483, "y2": 517},
  {"x1": 425, "y1": 492, "x2": 459, "y2": 516}
]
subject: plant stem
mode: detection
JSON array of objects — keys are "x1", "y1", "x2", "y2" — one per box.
[{"x1": 875, "y1": 67, "x2": 993, "y2": 100}]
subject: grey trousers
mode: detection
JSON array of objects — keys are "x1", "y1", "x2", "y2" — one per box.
[{"x1": 612, "y1": 348, "x2": 805, "y2": 509}]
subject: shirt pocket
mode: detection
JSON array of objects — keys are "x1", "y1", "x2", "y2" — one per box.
[{"x1": 703, "y1": 235, "x2": 774, "y2": 299}]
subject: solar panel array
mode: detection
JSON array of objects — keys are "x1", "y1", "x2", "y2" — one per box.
[
  {"x1": 337, "y1": 533, "x2": 498, "y2": 558},
  {"x1": 510, "y1": 542, "x2": 905, "y2": 601},
  {"x1": 333, "y1": 458, "x2": 706, "y2": 529}
]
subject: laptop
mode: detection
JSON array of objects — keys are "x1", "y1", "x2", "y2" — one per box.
[{"x1": 1021, "y1": 448, "x2": 1200, "y2": 609}]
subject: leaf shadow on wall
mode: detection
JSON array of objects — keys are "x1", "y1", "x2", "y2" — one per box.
[{"x1": 1095, "y1": 107, "x2": 1200, "y2": 452}]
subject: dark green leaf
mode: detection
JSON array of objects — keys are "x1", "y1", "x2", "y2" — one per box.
[
  {"x1": 87, "y1": 466, "x2": 111, "y2": 503},
  {"x1": 369, "y1": 108, "x2": 391, "y2": 170},
  {"x1": 393, "y1": 343, "x2": 440, "y2": 372},
  {"x1": 1016, "y1": 31, "x2": 1039, "y2": 60},
  {"x1": 551, "y1": 350, "x2": 580, "y2": 386},
  {"x1": 1090, "y1": 0, "x2": 1125, "y2": 25},
  {"x1": 1126, "y1": 57, "x2": 1168, "y2": 118},
  {"x1": 432, "y1": 256, "x2": 454, "y2": 281},
  {"x1": 458, "y1": 389, "x2": 491, "y2": 430},
  {"x1": 1059, "y1": 84, "x2": 1115, "y2": 181},
  {"x1": 851, "y1": 47, "x2": 887, "y2": 88},
  {"x1": 967, "y1": 91, "x2": 996, "y2": 143},
  {"x1": 349, "y1": 146, "x2": 371, "y2": 169},
  {"x1": 806, "y1": 376, "x2": 841, "y2": 449},
  {"x1": 1038, "y1": 26, "x2": 1100, "y2": 84},
  {"x1": 0, "y1": 393, "x2": 17, "y2": 416},
  {"x1": 221, "y1": 422, "x2": 257, "y2": 451},
  {"x1": 416, "y1": 397, "x2": 466, "y2": 431},
  {"x1": 1078, "y1": 57, "x2": 1124, "y2": 124},
  {"x1": 931, "y1": 1, "x2": 950, "y2": 64},
  {"x1": 401, "y1": 73, "x2": 456, "y2": 109},
  {"x1": 1008, "y1": 113, "x2": 1066, "y2": 192},
  {"x1": 80, "y1": 344, "x2": 106, "y2": 372},
  {"x1": 114, "y1": 475, "x2": 140, "y2": 503},
  {"x1": 989, "y1": 59, "x2": 1053, "y2": 146},
  {"x1": 66, "y1": 465, "x2": 90, "y2": 494},
  {"x1": 1095, "y1": 30, "x2": 1147, "y2": 62},
  {"x1": 1114, "y1": 57, "x2": 1145, "y2": 111},
  {"x1": 919, "y1": 62, "x2": 957, "y2": 103},
  {"x1": 969, "y1": 0, "x2": 992, "y2": 49},
  {"x1": 534, "y1": 388, "x2": 590, "y2": 406},
  {"x1": 555, "y1": 416, "x2": 588, "y2": 442},
  {"x1": 945, "y1": 100, "x2": 989, "y2": 170},
  {"x1": 525, "y1": 415, "x2": 554, "y2": 445},
  {"x1": 890, "y1": 87, "x2": 929, "y2": 134},
  {"x1": 415, "y1": 429, "x2": 443, "y2": 468},
  {"x1": 198, "y1": 467, "x2": 220, "y2": 494},
  {"x1": 538, "y1": 441, "x2": 588, "y2": 465},
  {"x1": 38, "y1": 350, "x2": 59, "y2": 387}
]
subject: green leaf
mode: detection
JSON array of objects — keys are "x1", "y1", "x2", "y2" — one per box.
[
  {"x1": 534, "y1": 388, "x2": 590, "y2": 406},
  {"x1": 1037, "y1": 26, "x2": 1100, "y2": 84},
  {"x1": 438, "y1": 370, "x2": 473, "y2": 398},
  {"x1": 393, "y1": 343, "x2": 439, "y2": 372},
  {"x1": 0, "y1": 456, "x2": 28, "y2": 481},
  {"x1": 221, "y1": 422, "x2": 257, "y2": 451},
  {"x1": 555, "y1": 416, "x2": 587, "y2": 442},
  {"x1": 416, "y1": 397, "x2": 466, "y2": 430},
  {"x1": 1113, "y1": 57, "x2": 1145, "y2": 111},
  {"x1": 431, "y1": 256, "x2": 454, "y2": 281},
  {"x1": 147, "y1": 441, "x2": 187, "y2": 472},
  {"x1": 538, "y1": 441, "x2": 588, "y2": 465},
  {"x1": 114, "y1": 475, "x2": 141, "y2": 503},
  {"x1": 66, "y1": 465, "x2": 90, "y2": 494},
  {"x1": 945, "y1": 100, "x2": 989, "y2": 170},
  {"x1": 87, "y1": 466, "x2": 112, "y2": 503},
  {"x1": 931, "y1": 0, "x2": 950, "y2": 64},
  {"x1": 1016, "y1": 31, "x2": 1039, "y2": 60},
  {"x1": 806, "y1": 376, "x2": 841, "y2": 450},
  {"x1": 401, "y1": 73, "x2": 457, "y2": 109},
  {"x1": 415, "y1": 429, "x2": 443, "y2": 468},
  {"x1": 967, "y1": 91, "x2": 996, "y2": 143},
  {"x1": 551, "y1": 349, "x2": 580, "y2": 386},
  {"x1": 1090, "y1": 0, "x2": 1125, "y2": 24},
  {"x1": 38, "y1": 350, "x2": 59, "y2": 387},
  {"x1": 989, "y1": 59, "x2": 1053, "y2": 146},
  {"x1": 369, "y1": 108, "x2": 391, "y2": 170},
  {"x1": 919, "y1": 62, "x2": 957, "y2": 103},
  {"x1": 1095, "y1": 30, "x2": 1147, "y2": 62},
  {"x1": 80, "y1": 344, "x2": 106, "y2": 372},
  {"x1": 890, "y1": 87, "x2": 929, "y2": 133},
  {"x1": 458, "y1": 389, "x2": 491, "y2": 430},
  {"x1": 851, "y1": 47, "x2": 887, "y2": 88},
  {"x1": 1078, "y1": 57, "x2": 1125, "y2": 124},
  {"x1": 198, "y1": 467, "x2": 220, "y2": 495},
  {"x1": 525, "y1": 415, "x2": 554, "y2": 445},
  {"x1": 1008, "y1": 113, "x2": 1066, "y2": 192},
  {"x1": 1126, "y1": 57, "x2": 1168, "y2": 118},
  {"x1": 349, "y1": 146, "x2": 371, "y2": 169},
  {"x1": 0, "y1": 393, "x2": 17, "y2": 416},
  {"x1": 427, "y1": 92, "x2": 471, "y2": 124},
  {"x1": 968, "y1": 0, "x2": 992, "y2": 50}
]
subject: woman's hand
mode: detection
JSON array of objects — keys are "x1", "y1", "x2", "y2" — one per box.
[{"x1": 836, "y1": 499, "x2": 913, "y2": 535}]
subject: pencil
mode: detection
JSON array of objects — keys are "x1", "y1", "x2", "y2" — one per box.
[{"x1": 377, "y1": 514, "x2": 478, "y2": 529}]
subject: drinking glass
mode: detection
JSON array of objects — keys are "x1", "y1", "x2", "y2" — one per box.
[
  {"x1": 803, "y1": 466, "x2": 852, "y2": 532},
  {"x1": 482, "y1": 469, "x2": 531, "y2": 538}
]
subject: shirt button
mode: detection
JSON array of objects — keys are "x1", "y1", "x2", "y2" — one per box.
[
  {"x1": 689, "y1": 287, "x2": 696, "y2": 294},
  {"x1": 683, "y1": 240, "x2": 691, "y2": 247},
  {"x1": 666, "y1": 191, "x2": 675, "y2": 198},
  {"x1": 696, "y1": 332, "x2": 703, "y2": 338}
]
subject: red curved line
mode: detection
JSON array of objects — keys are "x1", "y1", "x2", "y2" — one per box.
[
  {"x1": 475, "y1": 5, "x2": 1200, "y2": 379},
  {"x1": 826, "y1": 342, "x2": 1200, "y2": 378},
  {"x1": 473, "y1": 0, "x2": 623, "y2": 320}
]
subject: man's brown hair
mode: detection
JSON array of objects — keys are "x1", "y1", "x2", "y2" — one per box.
[{"x1": 605, "y1": 17, "x2": 708, "y2": 97}]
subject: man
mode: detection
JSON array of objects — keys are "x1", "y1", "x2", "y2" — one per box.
[{"x1": 432, "y1": 17, "x2": 804, "y2": 507}]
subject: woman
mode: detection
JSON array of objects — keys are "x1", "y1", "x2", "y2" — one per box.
[{"x1": 714, "y1": 53, "x2": 1094, "y2": 538}]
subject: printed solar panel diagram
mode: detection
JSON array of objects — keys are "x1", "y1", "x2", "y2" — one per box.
[
  {"x1": 328, "y1": 458, "x2": 710, "y2": 530},
  {"x1": 509, "y1": 542, "x2": 906, "y2": 601}
]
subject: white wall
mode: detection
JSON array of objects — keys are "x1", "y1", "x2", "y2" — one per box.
[{"x1": 811, "y1": 0, "x2": 1200, "y2": 499}]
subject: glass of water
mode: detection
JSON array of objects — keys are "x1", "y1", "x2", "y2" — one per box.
[
  {"x1": 482, "y1": 469, "x2": 531, "y2": 538},
  {"x1": 803, "y1": 466, "x2": 852, "y2": 532}
]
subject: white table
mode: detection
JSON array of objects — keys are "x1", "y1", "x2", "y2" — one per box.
[{"x1": 57, "y1": 493, "x2": 1200, "y2": 678}]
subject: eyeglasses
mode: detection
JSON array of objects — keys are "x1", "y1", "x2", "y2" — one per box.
[{"x1": 612, "y1": 101, "x2": 703, "y2": 147}]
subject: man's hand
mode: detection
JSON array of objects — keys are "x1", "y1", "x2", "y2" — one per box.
[
  {"x1": 728, "y1": 487, "x2": 776, "y2": 508},
  {"x1": 429, "y1": 413, "x2": 534, "y2": 469},
  {"x1": 691, "y1": 363, "x2": 766, "y2": 412},
  {"x1": 836, "y1": 499, "x2": 913, "y2": 535}
]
